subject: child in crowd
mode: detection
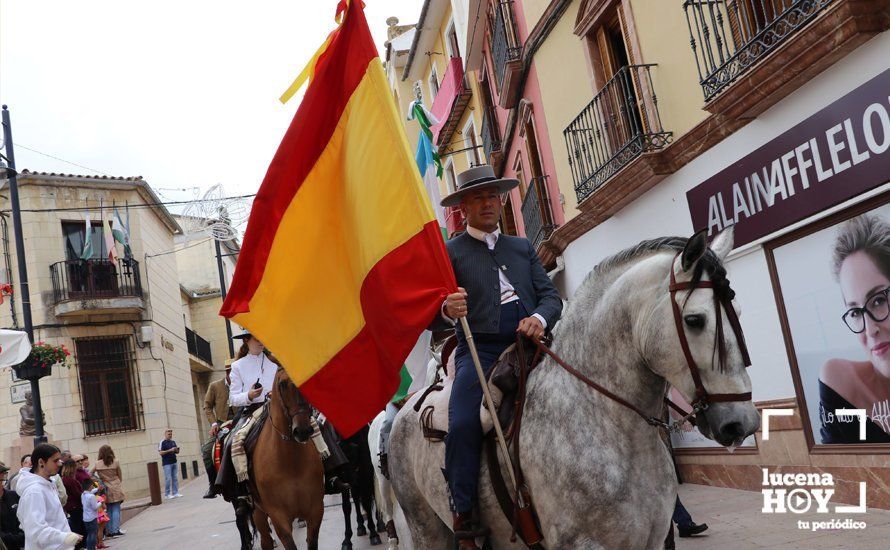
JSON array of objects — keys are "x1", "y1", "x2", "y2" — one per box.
[
  {"x1": 81, "y1": 478, "x2": 100, "y2": 550},
  {"x1": 96, "y1": 486, "x2": 110, "y2": 549}
]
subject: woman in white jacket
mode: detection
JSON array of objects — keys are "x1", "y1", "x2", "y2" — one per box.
[{"x1": 15, "y1": 444, "x2": 82, "y2": 550}]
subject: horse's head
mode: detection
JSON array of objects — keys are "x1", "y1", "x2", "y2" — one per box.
[
  {"x1": 273, "y1": 367, "x2": 314, "y2": 443},
  {"x1": 646, "y1": 228, "x2": 760, "y2": 447}
]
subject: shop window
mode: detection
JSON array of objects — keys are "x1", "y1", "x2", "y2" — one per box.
[
  {"x1": 767, "y1": 194, "x2": 890, "y2": 451},
  {"x1": 76, "y1": 336, "x2": 143, "y2": 436}
]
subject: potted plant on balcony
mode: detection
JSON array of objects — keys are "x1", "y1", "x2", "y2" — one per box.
[{"x1": 13, "y1": 341, "x2": 71, "y2": 381}]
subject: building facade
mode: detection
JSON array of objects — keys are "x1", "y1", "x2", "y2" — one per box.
[
  {"x1": 528, "y1": 0, "x2": 890, "y2": 508},
  {"x1": 174, "y1": 217, "x2": 241, "y2": 437},
  {"x1": 384, "y1": 0, "x2": 890, "y2": 509},
  {"x1": 0, "y1": 171, "x2": 203, "y2": 499}
]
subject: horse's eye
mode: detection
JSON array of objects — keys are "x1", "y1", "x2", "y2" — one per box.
[{"x1": 684, "y1": 314, "x2": 706, "y2": 330}]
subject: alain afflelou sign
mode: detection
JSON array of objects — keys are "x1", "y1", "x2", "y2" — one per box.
[{"x1": 687, "y1": 69, "x2": 890, "y2": 247}]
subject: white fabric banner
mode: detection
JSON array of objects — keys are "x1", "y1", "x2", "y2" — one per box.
[{"x1": 0, "y1": 329, "x2": 32, "y2": 368}]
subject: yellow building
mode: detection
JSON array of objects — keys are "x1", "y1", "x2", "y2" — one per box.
[
  {"x1": 526, "y1": 0, "x2": 890, "y2": 507},
  {"x1": 0, "y1": 171, "x2": 203, "y2": 500}
]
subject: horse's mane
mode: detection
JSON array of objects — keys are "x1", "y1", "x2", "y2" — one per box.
[
  {"x1": 585, "y1": 236, "x2": 733, "y2": 302},
  {"x1": 561, "y1": 235, "x2": 736, "y2": 372}
]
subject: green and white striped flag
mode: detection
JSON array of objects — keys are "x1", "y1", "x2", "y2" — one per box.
[{"x1": 113, "y1": 208, "x2": 132, "y2": 259}]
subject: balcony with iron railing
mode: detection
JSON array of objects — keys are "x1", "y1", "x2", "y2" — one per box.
[
  {"x1": 481, "y1": 105, "x2": 502, "y2": 165},
  {"x1": 684, "y1": 0, "x2": 838, "y2": 102},
  {"x1": 185, "y1": 326, "x2": 213, "y2": 367},
  {"x1": 520, "y1": 176, "x2": 558, "y2": 250},
  {"x1": 490, "y1": 0, "x2": 523, "y2": 107},
  {"x1": 50, "y1": 258, "x2": 144, "y2": 317},
  {"x1": 430, "y1": 56, "x2": 473, "y2": 149},
  {"x1": 564, "y1": 64, "x2": 672, "y2": 204}
]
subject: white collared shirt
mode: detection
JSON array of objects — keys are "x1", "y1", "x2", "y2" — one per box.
[
  {"x1": 229, "y1": 352, "x2": 277, "y2": 407},
  {"x1": 443, "y1": 225, "x2": 547, "y2": 328}
]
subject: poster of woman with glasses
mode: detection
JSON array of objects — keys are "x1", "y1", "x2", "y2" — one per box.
[{"x1": 772, "y1": 208, "x2": 890, "y2": 446}]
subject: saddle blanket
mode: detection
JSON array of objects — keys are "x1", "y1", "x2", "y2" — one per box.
[{"x1": 409, "y1": 369, "x2": 512, "y2": 441}]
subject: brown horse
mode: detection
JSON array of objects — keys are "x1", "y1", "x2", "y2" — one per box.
[{"x1": 250, "y1": 367, "x2": 325, "y2": 550}]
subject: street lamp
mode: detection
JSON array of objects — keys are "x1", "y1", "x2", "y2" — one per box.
[{"x1": 1, "y1": 104, "x2": 46, "y2": 446}]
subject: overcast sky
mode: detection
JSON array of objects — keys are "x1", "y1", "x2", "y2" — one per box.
[{"x1": 0, "y1": 0, "x2": 423, "y2": 208}]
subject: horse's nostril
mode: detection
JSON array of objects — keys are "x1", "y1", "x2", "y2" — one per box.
[{"x1": 721, "y1": 421, "x2": 745, "y2": 440}]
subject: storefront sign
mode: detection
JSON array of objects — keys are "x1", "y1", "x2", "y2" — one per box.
[{"x1": 687, "y1": 70, "x2": 890, "y2": 247}]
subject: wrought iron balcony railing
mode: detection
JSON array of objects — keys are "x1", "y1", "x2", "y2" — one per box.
[
  {"x1": 481, "y1": 106, "x2": 502, "y2": 162},
  {"x1": 520, "y1": 176, "x2": 557, "y2": 249},
  {"x1": 185, "y1": 326, "x2": 213, "y2": 365},
  {"x1": 684, "y1": 0, "x2": 834, "y2": 101},
  {"x1": 491, "y1": 0, "x2": 522, "y2": 90},
  {"x1": 50, "y1": 258, "x2": 143, "y2": 304},
  {"x1": 564, "y1": 64, "x2": 671, "y2": 204}
]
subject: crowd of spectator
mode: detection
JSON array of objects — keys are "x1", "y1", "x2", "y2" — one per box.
[{"x1": 1, "y1": 443, "x2": 126, "y2": 550}]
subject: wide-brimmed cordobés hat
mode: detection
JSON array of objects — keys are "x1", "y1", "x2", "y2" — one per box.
[
  {"x1": 232, "y1": 331, "x2": 253, "y2": 340},
  {"x1": 440, "y1": 165, "x2": 519, "y2": 208}
]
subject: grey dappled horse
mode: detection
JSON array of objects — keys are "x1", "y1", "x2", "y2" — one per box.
[{"x1": 389, "y1": 229, "x2": 760, "y2": 549}]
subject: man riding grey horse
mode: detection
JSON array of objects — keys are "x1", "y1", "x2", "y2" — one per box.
[{"x1": 428, "y1": 165, "x2": 562, "y2": 549}]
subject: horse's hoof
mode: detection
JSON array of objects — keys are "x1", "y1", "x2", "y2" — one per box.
[
  {"x1": 370, "y1": 533, "x2": 382, "y2": 546},
  {"x1": 341, "y1": 543, "x2": 353, "y2": 550},
  {"x1": 356, "y1": 525, "x2": 367, "y2": 537}
]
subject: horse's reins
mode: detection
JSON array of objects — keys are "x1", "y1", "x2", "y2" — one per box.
[{"x1": 530, "y1": 253, "x2": 752, "y2": 431}]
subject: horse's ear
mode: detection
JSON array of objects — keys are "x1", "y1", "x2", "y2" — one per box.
[
  {"x1": 709, "y1": 226, "x2": 734, "y2": 261},
  {"x1": 681, "y1": 229, "x2": 709, "y2": 273}
]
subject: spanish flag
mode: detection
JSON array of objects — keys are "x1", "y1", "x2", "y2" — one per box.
[{"x1": 220, "y1": 0, "x2": 455, "y2": 436}]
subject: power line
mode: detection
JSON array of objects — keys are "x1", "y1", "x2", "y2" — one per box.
[
  {"x1": 0, "y1": 194, "x2": 256, "y2": 214},
  {"x1": 14, "y1": 144, "x2": 115, "y2": 176},
  {"x1": 145, "y1": 237, "x2": 215, "y2": 258}
]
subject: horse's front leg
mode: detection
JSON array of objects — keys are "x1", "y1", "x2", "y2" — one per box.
[
  {"x1": 341, "y1": 487, "x2": 354, "y2": 550},
  {"x1": 352, "y1": 486, "x2": 366, "y2": 537}
]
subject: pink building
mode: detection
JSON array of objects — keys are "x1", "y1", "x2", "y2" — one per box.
[{"x1": 465, "y1": 0, "x2": 565, "y2": 267}]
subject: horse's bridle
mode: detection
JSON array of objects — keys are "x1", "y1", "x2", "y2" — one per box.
[
  {"x1": 270, "y1": 367, "x2": 312, "y2": 443},
  {"x1": 668, "y1": 252, "x2": 752, "y2": 412},
  {"x1": 532, "y1": 253, "x2": 752, "y2": 431}
]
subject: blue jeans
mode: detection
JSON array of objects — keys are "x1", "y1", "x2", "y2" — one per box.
[
  {"x1": 106, "y1": 501, "x2": 122, "y2": 534},
  {"x1": 163, "y1": 463, "x2": 179, "y2": 496},
  {"x1": 446, "y1": 301, "x2": 524, "y2": 513},
  {"x1": 83, "y1": 519, "x2": 98, "y2": 550}
]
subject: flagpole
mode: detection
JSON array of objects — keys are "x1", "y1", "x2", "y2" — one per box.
[{"x1": 458, "y1": 316, "x2": 522, "y2": 501}]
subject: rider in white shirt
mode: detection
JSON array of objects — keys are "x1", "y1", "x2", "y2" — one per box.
[{"x1": 228, "y1": 333, "x2": 276, "y2": 410}]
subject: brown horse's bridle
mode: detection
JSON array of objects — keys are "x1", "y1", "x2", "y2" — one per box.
[
  {"x1": 533, "y1": 253, "x2": 752, "y2": 431},
  {"x1": 270, "y1": 367, "x2": 312, "y2": 443}
]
